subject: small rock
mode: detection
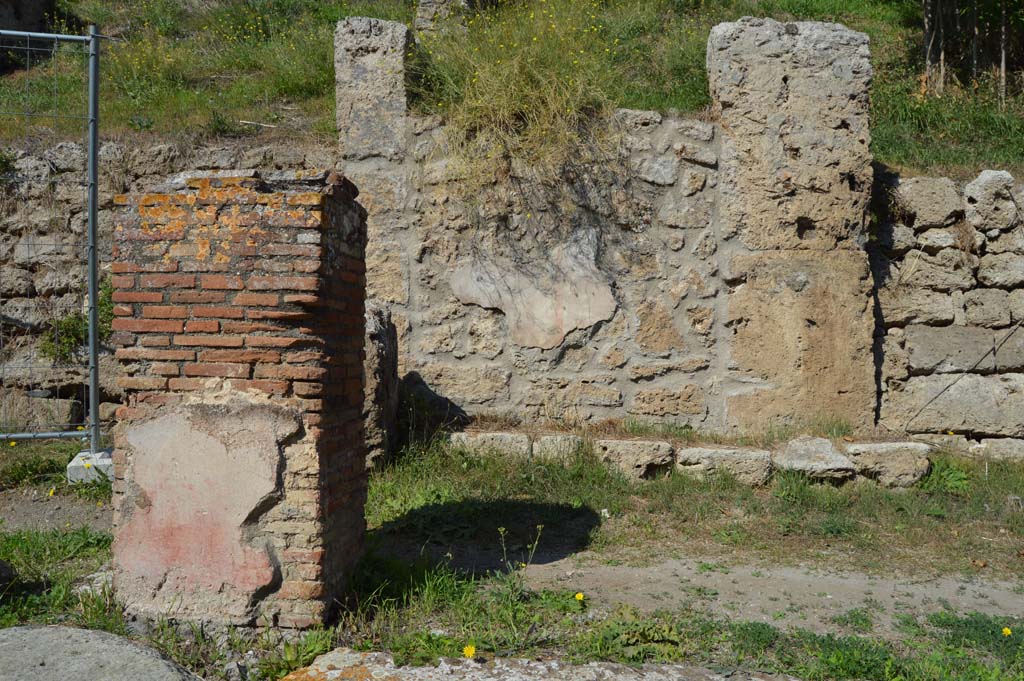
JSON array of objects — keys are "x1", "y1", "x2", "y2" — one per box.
[
  {"x1": 964, "y1": 170, "x2": 1019, "y2": 232},
  {"x1": 772, "y1": 436, "x2": 855, "y2": 481},
  {"x1": 594, "y1": 439, "x2": 674, "y2": 479},
  {"x1": 449, "y1": 432, "x2": 532, "y2": 457},
  {"x1": 915, "y1": 227, "x2": 960, "y2": 253},
  {"x1": 895, "y1": 176, "x2": 962, "y2": 228},
  {"x1": 675, "y1": 447, "x2": 772, "y2": 486},
  {"x1": 875, "y1": 222, "x2": 916, "y2": 255},
  {"x1": 843, "y1": 442, "x2": 931, "y2": 487},
  {"x1": 223, "y1": 660, "x2": 247, "y2": 681}
]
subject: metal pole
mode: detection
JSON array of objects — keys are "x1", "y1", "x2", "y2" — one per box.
[{"x1": 86, "y1": 25, "x2": 101, "y2": 455}]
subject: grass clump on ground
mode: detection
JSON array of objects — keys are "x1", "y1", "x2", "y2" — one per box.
[{"x1": 0, "y1": 438, "x2": 111, "y2": 501}]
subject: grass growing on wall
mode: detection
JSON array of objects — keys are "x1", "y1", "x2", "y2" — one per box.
[{"x1": 1, "y1": 0, "x2": 1022, "y2": 175}]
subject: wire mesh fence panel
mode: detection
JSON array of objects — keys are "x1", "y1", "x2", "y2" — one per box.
[{"x1": 0, "y1": 28, "x2": 102, "y2": 451}]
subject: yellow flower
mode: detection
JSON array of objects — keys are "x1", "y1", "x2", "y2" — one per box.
[
  {"x1": 76, "y1": 426, "x2": 85, "y2": 431},
  {"x1": 48, "y1": 487, "x2": 55, "y2": 497},
  {"x1": 96, "y1": 501, "x2": 103, "y2": 508},
  {"x1": 8, "y1": 441, "x2": 15, "y2": 447},
  {"x1": 463, "y1": 644, "x2": 476, "y2": 659},
  {"x1": 1004, "y1": 627, "x2": 1013, "y2": 637},
  {"x1": 575, "y1": 592, "x2": 585, "y2": 602}
]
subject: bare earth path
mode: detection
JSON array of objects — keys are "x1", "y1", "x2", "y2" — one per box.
[
  {"x1": 526, "y1": 553, "x2": 1024, "y2": 640},
  {"x1": 0, "y1": 488, "x2": 110, "y2": 533}
]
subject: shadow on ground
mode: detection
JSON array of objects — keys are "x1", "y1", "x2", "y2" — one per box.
[{"x1": 366, "y1": 499, "x2": 600, "y2": 574}]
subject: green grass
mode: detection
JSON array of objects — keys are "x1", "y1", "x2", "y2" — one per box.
[
  {"x1": 369, "y1": 440, "x2": 1024, "y2": 576},
  {"x1": 1, "y1": 0, "x2": 1020, "y2": 177},
  {"x1": 0, "y1": 527, "x2": 121, "y2": 630},
  {"x1": 3, "y1": 438, "x2": 1024, "y2": 678},
  {"x1": 0, "y1": 439, "x2": 112, "y2": 501}
]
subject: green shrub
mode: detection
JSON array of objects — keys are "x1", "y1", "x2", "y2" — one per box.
[{"x1": 39, "y1": 277, "x2": 114, "y2": 363}]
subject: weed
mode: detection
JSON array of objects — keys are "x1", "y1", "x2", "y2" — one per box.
[
  {"x1": 39, "y1": 277, "x2": 114, "y2": 363},
  {"x1": 831, "y1": 607, "x2": 874, "y2": 633},
  {"x1": 920, "y1": 458, "x2": 972, "y2": 496},
  {"x1": 256, "y1": 628, "x2": 336, "y2": 679}
]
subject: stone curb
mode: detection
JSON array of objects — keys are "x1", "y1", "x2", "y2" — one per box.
[{"x1": 449, "y1": 431, "x2": 934, "y2": 488}]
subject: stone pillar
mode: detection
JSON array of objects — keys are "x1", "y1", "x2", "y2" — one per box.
[
  {"x1": 109, "y1": 170, "x2": 368, "y2": 629},
  {"x1": 335, "y1": 17, "x2": 416, "y2": 371},
  {"x1": 415, "y1": 0, "x2": 469, "y2": 36},
  {"x1": 335, "y1": 18, "x2": 412, "y2": 162},
  {"x1": 709, "y1": 18, "x2": 876, "y2": 430}
]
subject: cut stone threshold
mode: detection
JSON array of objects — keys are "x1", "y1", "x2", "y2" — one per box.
[
  {"x1": 282, "y1": 647, "x2": 798, "y2": 681},
  {"x1": 67, "y1": 449, "x2": 114, "y2": 484},
  {"x1": 450, "y1": 431, "x2": 937, "y2": 488}
]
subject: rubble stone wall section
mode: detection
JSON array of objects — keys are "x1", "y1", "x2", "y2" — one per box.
[
  {"x1": 109, "y1": 171, "x2": 368, "y2": 628},
  {"x1": 877, "y1": 172, "x2": 1024, "y2": 457},
  {"x1": 337, "y1": 16, "x2": 876, "y2": 431}
]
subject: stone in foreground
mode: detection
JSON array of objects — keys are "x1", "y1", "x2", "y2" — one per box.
[
  {"x1": 594, "y1": 439, "x2": 674, "y2": 479},
  {"x1": 283, "y1": 648, "x2": 799, "y2": 681},
  {"x1": 67, "y1": 449, "x2": 114, "y2": 484},
  {"x1": 0, "y1": 627, "x2": 199, "y2": 681},
  {"x1": 843, "y1": 442, "x2": 931, "y2": 487},
  {"x1": 450, "y1": 432, "x2": 532, "y2": 457},
  {"x1": 676, "y1": 447, "x2": 772, "y2": 486},
  {"x1": 772, "y1": 436, "x2": 855, "y2": 481},
  {"x1": 532, "y1": 434, "x2": 584, "y2": 462}
]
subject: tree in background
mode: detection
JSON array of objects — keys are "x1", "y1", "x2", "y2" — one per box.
[{"x1": 922, "y1": 0, "x2": 1023, "y2": 108}]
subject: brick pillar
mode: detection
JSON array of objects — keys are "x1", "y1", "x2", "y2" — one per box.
[{"x1": 110, "y1": 170, "x2": 367, "y2": 629}]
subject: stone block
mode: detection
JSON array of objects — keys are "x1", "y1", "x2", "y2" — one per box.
[
  {"x1": 896, "y1": 249, "x2": 978, "y2": 292},
  {"x1": 414, "y1": 364, "x2": 511, "y2": 406},
  {"x1": 335, "y1": 18, "x2": 411, "y2": 160},
  {"x1": 450, "y1": 431, "x2": 531, "y2": 457},
  {"x1": 414, "y1": 0, "x2": 468, "y2": 35},
  {"x1": 843, "y1": 442, "x2": 931, "y2": 487},
  {"x1": 969, "y1": 438, "x2": 1024, "y2": 460},
  {"x1": 772, "y1": 436, "x2": 855, "y2": 481},
  {"x1": 978, "y1": 253, "x2": 1024, "y2": 288},
  {"x1": 629, "y1": 386, "x2": 704, "y2": 418},
  {"x1": 0, "y1": 390, "x2": 80, "y2": 431},
  {"x1": 895, "y1": 176, "x2": 962, "y2": 228},
  {"x1": 964, "y1": 170, "x2": 1019, "y2": 232},
  {"x1": 726, "y1": 251, "x2": 875, "y2": 430},
  {"x1": 964, "y1": 289, "x2": 1012, "y2": 327},
  {"x1": 594, "y1": 439, "x2": 674, "y2": 479},
  {"x1": 449, "y1": 228, "x2": 616, "y2": 350},
  {"x1": 876, "y1": 287, "x2": 956, "y2": 327},
  {"x1": 888, "y1": 374, "x2": 1024, "y2": 436},
  {"x1": 67, "y1": 449, "x2": 114, "y2": 484},
  {"x1": 0, "y1": 626, "x2": 199, "y2": 681},
  {"x1": 709, "y1": 18, "x2": 872, "y2": 250},
  {"x1": 675, "y1": 447, "x2": 772, "y2": 486},
  {"x1": 532, "y1": 434, "x2": 584, "y2": 461},
  {"x1": 904, "y1": 324, "x2": 1024, "y2": 374}
]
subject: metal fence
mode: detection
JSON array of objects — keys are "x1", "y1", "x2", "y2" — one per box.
[{"x1": 0, "y1": 26, "x2": 101, "y2": 455}]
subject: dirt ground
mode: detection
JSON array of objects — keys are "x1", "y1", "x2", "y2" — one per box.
[
  {"x1": 5, "y1": 489, "x2": 1023, "y2": 644},
  {"x1": 0, "y1": 487, "x2": 111, "y2": 533},
  {"x1": 526, "y1": 553, "x2": 1024, "y2": 640}
]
